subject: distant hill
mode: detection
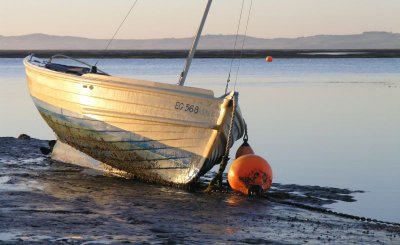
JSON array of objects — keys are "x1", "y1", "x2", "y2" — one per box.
[{"x1": 1, "y1": 32, "x2": 400, "y2": 50}]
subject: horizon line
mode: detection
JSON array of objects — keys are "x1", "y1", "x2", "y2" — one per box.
[{"x1": 1, "y1": 31, "x2": 397, "y2": 40}]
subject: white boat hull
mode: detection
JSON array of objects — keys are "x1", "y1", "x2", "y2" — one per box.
[{"x1": 24, "y1": 57, "x2": 244, "y2": 185}]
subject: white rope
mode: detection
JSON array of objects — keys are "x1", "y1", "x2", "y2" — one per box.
[{"x1": 206, "y1": 92, "x2": 238, "y2": 190}]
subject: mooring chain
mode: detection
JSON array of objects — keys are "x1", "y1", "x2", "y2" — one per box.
[{"x1": 265, "y1": 197, "x2": 400, "y2": 228}]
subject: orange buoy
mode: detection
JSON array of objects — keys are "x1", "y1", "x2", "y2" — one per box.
[
  {"x1": 228, "y1": 154, "x2": 273, "y2": 196},
  {"x1": 266, "y1": 56, "x2": 273, "y2": 62},
  {"x1": 235, "y1": 141, "x2": 255, "y2": 159}
]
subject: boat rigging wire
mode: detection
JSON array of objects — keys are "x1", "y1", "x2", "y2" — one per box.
[
  {"x1": 95, "y1": 0, "x2": 139, "y2": 66},
  {"x1": 233, "y1": 0, "x2": 253, "y2": 91},
  {"x1": 225, "y1": 0, "x2": 246, "y2": 94}
]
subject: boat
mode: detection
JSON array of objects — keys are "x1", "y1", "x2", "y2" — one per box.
[{"x1": 24, "y1": 0, "x2": 245, "y2": 186}]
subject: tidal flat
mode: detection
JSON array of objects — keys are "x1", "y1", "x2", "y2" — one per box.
[{"x1": 0, "y1": 136, "x2": 399, "y2": 244}]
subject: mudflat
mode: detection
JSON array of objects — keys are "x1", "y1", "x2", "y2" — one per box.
[{"x1": 0, "y1": 137, "x2": 399, "y2": 244}]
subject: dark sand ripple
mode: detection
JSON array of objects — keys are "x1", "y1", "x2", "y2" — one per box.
[{"x1": 0, "y1": 137, "x2": 399, "y2": 244}]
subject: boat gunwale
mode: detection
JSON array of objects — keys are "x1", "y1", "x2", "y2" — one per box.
[
  {"x1": 23, "y1": 57, "x2": 222, "y2": 102},
  {"x1": 28, "y1": 76, "x2": 222, "y2": 121}
]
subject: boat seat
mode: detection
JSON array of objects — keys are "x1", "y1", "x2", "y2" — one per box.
[{"x1": 45, "y1": 63, "x2": 91, "y2": 76}]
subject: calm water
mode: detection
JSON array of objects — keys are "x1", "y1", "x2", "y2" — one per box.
[{"x1": 1, "y1": 58, "x2": 399, "y2": 223}]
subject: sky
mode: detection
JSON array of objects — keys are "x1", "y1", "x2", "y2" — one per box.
[{"x1": 1, "y1": 0, "x2": 400, "y2": 39}]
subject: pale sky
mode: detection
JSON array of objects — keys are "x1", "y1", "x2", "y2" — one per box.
[{"x1": 1, "y1": 0, "x2": 399, "y2": 39}]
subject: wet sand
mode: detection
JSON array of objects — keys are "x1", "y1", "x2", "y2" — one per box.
[{"x1": 0, "y1": 137, "x2": 399, "y2": 244}]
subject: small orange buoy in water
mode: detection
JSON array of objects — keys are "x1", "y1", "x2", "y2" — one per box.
[
  {"x1": 266, "y1": 56, "x2": 273, "y2": 62},
  {"x1": 235, "y1": 141, "x2": 255, "y2": 159},
  {"x1": 228, "y1": 155, "x2": 273, "y2": 196}
]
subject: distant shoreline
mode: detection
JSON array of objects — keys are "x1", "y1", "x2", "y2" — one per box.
[{"x1": 2, "y1": 49, "x2": 400, "y2": 58}]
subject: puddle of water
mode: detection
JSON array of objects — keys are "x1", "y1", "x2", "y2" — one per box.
[
  {"x1": 0, "y1": 231, "x2": 20, "y2": 242},
  {"x1": 0, "y1": 176, "x2": 43, "y2": 192},
  {"x1": 81, "y1": 240, "x2": 113, "y2": 245},
  {"x1": 0, "y1": 176, "x2": 11, "y2": 184}
]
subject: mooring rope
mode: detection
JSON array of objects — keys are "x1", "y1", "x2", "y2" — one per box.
[
  {"x1": 95, "y1": 0, "x2": 139, "y2": 66},
  {"x1": 206, "y1": 93, "x2": 238, "y2": 191},
  {"x1": 207, "y1": 1, "x2": 254, "y2": 190},
  {"x1": 225, "y1": 0, "x2": 246, "y2": 94}
]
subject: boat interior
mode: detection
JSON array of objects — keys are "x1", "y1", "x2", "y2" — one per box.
[
  {"x1": 45, "y1": 63, "x2": 92, "y2": 76},
  {"x1": 29, "y1": 54, "x2": 109, "y2": 77}
]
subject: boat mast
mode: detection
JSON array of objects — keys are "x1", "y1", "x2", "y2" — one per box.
[{"x1": 178, "y1": 0, "x2": 213, "y2": 86}]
